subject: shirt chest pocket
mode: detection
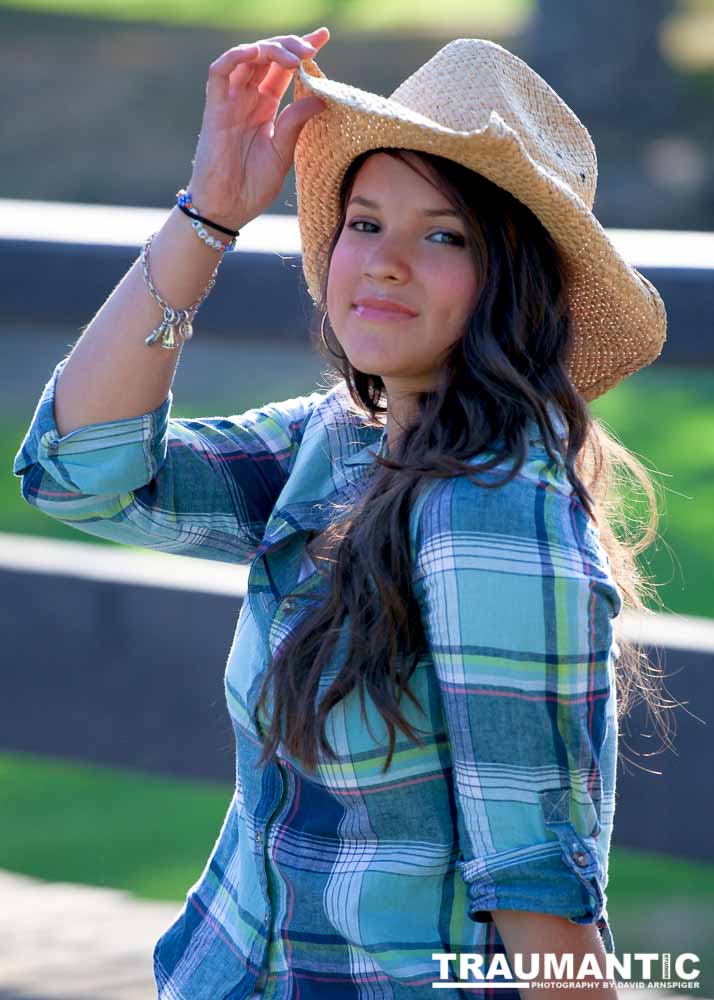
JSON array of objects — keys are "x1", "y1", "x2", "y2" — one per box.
[{"x1": 267, "y1": 532, "x2": 332, "y2": 656}]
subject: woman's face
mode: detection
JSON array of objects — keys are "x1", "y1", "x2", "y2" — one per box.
[{"x1": 326, "y1": 152, "x2": 479, "y2": 398}]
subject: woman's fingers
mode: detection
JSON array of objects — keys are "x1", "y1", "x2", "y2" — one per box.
[
  {"x1": 230, "y1": 52, "x2": 293, "y2": 101},
  {"x1": 237, "y1": 41, "x2": 319, "y2": 100},
  {"x1": 213, "y1": 28, "x2": 329, "y2": 101},
  {"x1": 211, "y1": 28, "x2": 327, "y2": 79},
  {"x1": 254, "y1": 59, "x2": 297, "y2": 101},
  {"x1": 302, "y1": 26, "x2": 330, "y2": 48},
  {"x1": 264, "y1": 29, "x2": 330, "y2": 93},
  {"x1": 209, "y1": 42, "x2": 260, "y2": 79}
]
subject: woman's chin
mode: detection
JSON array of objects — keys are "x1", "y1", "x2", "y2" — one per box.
[
  {"x1": 343, "y1": 336, "x2": 407, "y2": 365},
  {"x1": 339, "y1": 344, "x2": 390, "y2": 373},
  {"x1": 346, "y1": 357, "x2": 404, "y2": 379}
]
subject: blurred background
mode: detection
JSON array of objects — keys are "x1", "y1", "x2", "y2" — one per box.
[{"x1": 1, "y1": 0, "x2": 713, "y2": 997}]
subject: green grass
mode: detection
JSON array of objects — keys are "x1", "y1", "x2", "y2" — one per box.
[
  {"x1": 5, "y1": 364, "x2": 714, "y2": 618},
  {"x1": 0, "y1": 0, "x2": 532, "y2": 33},
  {"x1": 609, "y1": 843, "x2": 714, "y2": 902},
  {"x1": 588, "y1": 365, "x2": 714, "y2": 619},
  {"x1": 1, "y1": 750, "x2": 233, "y2": 901}
]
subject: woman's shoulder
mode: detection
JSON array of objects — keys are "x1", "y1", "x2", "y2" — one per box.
[
  {"x1": 408, "y1": 441, "x2": 612, "y2": 580},
  {"x1": 412, "y1": 400, "x2": 572, "y2": 512},
  {"x1": 412, "y1": 440, "x2": 572, "y2": 524}
]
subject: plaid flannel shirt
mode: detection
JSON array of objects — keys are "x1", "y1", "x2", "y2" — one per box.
[{"x1": 14, "y1": 357, "x2": 623, "y2": 998}]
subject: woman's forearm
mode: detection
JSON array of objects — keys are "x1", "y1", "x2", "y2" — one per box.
[
  {"x1": 492, "y1": 910, "x2": 619, "y2": 997},
  {"x1": 53, "y1": 206, "x2": 233, "y2": 437}
]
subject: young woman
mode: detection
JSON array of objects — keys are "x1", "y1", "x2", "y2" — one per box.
[{"x1": 14, "y1": 28, "x2": 669, "y2": 999}]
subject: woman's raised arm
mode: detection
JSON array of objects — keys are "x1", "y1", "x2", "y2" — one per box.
[
  {"x1": 53, "y1": 28, "x2": 329, "y2": 435},
  {"x1": 13, "y1": 30, "x2": 332, "y2": 563},
  {"x1": 14, "y1": 358, "x2": 326, "y2": 564}
]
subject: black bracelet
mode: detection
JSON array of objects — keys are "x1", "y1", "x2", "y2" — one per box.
[{"x1": 177, "y1": 201, "x2": 240, "y2": 238}]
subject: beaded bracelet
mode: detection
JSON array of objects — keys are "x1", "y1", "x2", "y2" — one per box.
[
  {"x1": 140, "y1": 187, "x2": 240, "y2": 349},
  {"x1": 176, "y1": 188, "x2": 239, "y2": 252}
]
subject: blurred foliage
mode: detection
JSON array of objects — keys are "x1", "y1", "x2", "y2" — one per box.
[
  {"x1": 0, "y1": 0, "x2": 532, "y2": 32},
  {"x1": 661, "y1": 0, "x2": 714, "y2": 79},
  {"x1": 1, "y1": 750, "x2": 232, "y2": 901},
  {"x1": 589, "y1": 366, "x2": 714, "y2": 620}
]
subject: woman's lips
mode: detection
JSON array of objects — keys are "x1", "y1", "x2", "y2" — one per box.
[{"x1": 352, "y1": 304, "x2": 417, "y2": 322}]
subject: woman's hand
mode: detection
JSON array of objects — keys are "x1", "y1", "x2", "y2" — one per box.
[{"x1": 187, "y1": 27, "x2": 330, "y2": 230}]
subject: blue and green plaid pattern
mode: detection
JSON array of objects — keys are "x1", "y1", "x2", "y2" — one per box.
[{"x1": 14, "y1": 358, "x2": 622, "y2": 998}]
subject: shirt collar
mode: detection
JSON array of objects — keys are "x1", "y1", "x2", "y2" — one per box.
[
  {"x1": 341, "y1": 424, "x2": 388, "y2": 466},
  {"x1": 257, "y1": 392, "x2": 384, "y2": 552},
  {"x1": 257, "y1": 394, "x2": 567, "y2": 555}
]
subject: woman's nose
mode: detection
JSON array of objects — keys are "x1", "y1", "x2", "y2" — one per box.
[{"x1": 362, "y1": 237, "x2": 411, "y2": 282}]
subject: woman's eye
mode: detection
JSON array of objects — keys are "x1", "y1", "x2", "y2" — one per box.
[
  {"x1": 430, "y1": 230, "x2": 465, "y2": 246},
  {"x1": 347, "y1": 220, "x2": 464, "y2": 245}
]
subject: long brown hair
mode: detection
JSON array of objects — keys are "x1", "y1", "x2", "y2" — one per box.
[{"x1": 255, "y1": 147, "x2": 674, "y2": 774}]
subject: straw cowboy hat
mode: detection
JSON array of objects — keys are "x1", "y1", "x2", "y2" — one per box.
[{"x1": 292, "y1": 37, "x2": 667, "y2": 402}]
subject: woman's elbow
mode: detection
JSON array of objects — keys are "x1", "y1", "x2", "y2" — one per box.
[{"x1": 491, "y1": 909, "x2": 618, "y2": 997}]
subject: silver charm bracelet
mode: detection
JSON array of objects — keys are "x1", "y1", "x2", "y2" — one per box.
[{"x1": 141, "y1": 230, "x2": 225, "y2": 350}]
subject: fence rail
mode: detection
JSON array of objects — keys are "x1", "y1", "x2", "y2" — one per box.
[{"x1": 2, "y1": 198, "x2": 713, "y2": 361}]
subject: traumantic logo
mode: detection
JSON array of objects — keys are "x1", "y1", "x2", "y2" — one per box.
[{"x1": 431, "y1": 951, "x2": 701, "y2": 989}]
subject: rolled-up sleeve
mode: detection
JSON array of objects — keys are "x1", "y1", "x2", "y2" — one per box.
[
  {"x1": 13, "y1": 356, "x2": 325, "y2": 563},
  {"x1": 411, "y1": 464, "x2": 622, "y2": 944}
]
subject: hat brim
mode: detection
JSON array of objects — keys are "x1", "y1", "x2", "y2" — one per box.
[{"x1": 293, "y1": 60, "x2": 667, "y2": 402}]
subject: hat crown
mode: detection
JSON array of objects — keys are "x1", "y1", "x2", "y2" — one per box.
[{"x1": 389, "y1": 38, "x2": 597, "y2": 210}]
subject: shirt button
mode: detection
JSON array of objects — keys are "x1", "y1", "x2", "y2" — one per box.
[
  {"x1": 255, "y1": 830, "x2": 263, "y2": 845},
  {"x1": 283, "y1": 599, "x2": 295, "y2": 612},
  {"x1": 47, "y1": 441, "x2": 59, "y2": 453},
  {"x1": 263, "y1": 911, "x2": 269, "y2": 924},
  {"x1": 572, "y1": 850, "x2": 590, "y2": 867}
]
